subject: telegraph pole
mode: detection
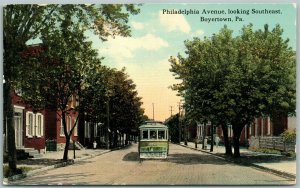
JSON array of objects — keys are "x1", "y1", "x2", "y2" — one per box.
[
  {"x1": 178, "y1": 102, "x2": 182, "y2": 144},
  {"x1": 170, "y1": 106, "x2": 173, "y2": 116},
  {"x1": 152, "y1": 103, "x2": 155, "y2": 121}
]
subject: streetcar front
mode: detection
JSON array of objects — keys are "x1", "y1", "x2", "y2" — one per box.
[{"x1": 138, "y1": 121, "x2": 169, "y2": 159}]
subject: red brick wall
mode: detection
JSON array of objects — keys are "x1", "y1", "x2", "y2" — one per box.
[
  {"x1": 12, "y1": 91, "x2": 46, "y2": 150},
  {"x1": 55, "y1": 111, "x2": 79, "y2": 144},
  {"x1": 44, "y1": 109, "x2": 57, "y2": 140}
]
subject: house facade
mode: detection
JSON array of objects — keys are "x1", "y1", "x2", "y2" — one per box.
[
  {"x1": 5, "y1": 90, "x2": 46, "y2": 153},
  {"x1": 5, "y1": 90, "x2": 80, "y2": 153},
  {"x1": 44, "y1": 95, "x2": 79, "y2": 151},
  {"x1": 194, "y1": 115, "x2": 296, "y2": 146}
]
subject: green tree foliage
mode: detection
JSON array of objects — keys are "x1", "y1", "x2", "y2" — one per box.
[
  {"x1": 16, "y1": 17, "x2": 102, "y2": 160},
  {"x1": 4, "y1": 4, "x2": 140, "y2": 167},
  {"x1": 170, "y1": 24, "x2": 296, "y2": 158},
  {"x1": 80, "y1": 66, "x2": 145, "y2": 148},
  {"x1": 106, "y1": 68, "x2": 145, "y2": 147}
]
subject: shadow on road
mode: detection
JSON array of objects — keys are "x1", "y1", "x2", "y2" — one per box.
[
  {"x1": 122, "y1": 152, "x2": 140, "y2": 161},
  {"x1": 12, "y1": 172, "x2": 94, "y2": 185},
  {"x1": 165, "y1": 153, "x2": 229, "y2": 165},
  {"x1": 16, "y1": 158, "x2": 62, "y2": 166}
]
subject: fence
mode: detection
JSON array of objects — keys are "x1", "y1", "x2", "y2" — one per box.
[{"x1": 249, "y1": 136, "x2": 295, "y2": 152}]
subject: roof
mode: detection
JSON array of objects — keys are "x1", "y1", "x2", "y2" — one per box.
[{"x1": 139, "y1": 121, "x2": 168, "y2": 129}]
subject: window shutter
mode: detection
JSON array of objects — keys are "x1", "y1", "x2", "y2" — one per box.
[
  {"x1": 34, "y1": 114, "x2": 37, "y2": 136},
  {"x1": 41, "y1": 114, "x2": 44, "y2": 137},
  {"x1": 25, "y1": 112, "x2": 29, "y2": 136}
]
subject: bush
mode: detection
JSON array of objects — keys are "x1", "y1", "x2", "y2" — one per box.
[
  {"x1": 285, "y1": 151, "x2": 296, "y2": 158},
  {"x1": 3, "y1": 165, "x2": 35, "y2": 178},
  {"x1": 281, "y1": 128, "x2": 296, "y2": 142}
]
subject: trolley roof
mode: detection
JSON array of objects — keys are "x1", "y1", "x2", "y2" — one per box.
[{"x1": 139, "y1": 121, "x2": 168, "y2": 129}]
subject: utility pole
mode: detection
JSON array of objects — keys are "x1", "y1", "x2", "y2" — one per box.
[
  {"x1": 106, "y1": 99, "x2": 110, "y2": 150},
  {"x1": 178, "y1": 102, "x2": 182, "y2": 144},
  {"x1": 152, "y1": 103, "x2": 155, "y2": 121},
  {"x1": 170, "y1": 106, "x2": 173, "y2": 116}
]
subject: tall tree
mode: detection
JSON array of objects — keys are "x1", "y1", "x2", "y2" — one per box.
[
  {"x1": 4, "y1": 4, "x2": 140, "y2": 170},
  {"x1": 169, "y1": 24, "x2": 295, "y2": 158},
  {"x1": 80, "y1": 66, "x2": 145, "y2": 148}
]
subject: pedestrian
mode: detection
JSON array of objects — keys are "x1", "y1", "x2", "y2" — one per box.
[{"x1": 215, "y1": 136, "x2": 220, "y2": 147}]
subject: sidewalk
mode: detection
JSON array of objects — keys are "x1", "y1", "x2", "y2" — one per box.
[
  {"x1": 180, "y1": 142, "x2": 296, "y2": 179},
  {"x1": 3, "y1": 148, "x2": 111, "y2": 183}
]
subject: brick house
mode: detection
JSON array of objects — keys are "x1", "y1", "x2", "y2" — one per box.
[
  {"x1": 193, "y1": 115, "x2": 296, "y2": 146},
  {"x1": 5, "y1": 89, "x2": 79, "y2": 154},
  {"x1": 4, "y1": 89, "x2": 46, "y2": 153},
  {"x1": 44, "y1": 95, "x2": 79, "y2": 151}
]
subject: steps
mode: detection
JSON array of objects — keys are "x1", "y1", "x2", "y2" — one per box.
[
  {"x1": 68, "y1": 141, "x2": 86, "y2": 150},
  {"x1": 22, "y1": 148, "x2": 43, "y2": 159}
]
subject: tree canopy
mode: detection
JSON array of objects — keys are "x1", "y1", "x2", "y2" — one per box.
[
  {"x1": 170, "y1": 24, "x2": 296, "y2": 157},
  {"x1": 3, "y1": 4, "x2": 141, "y2": 167}
]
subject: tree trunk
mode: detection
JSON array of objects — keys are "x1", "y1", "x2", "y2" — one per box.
[
  {"x1": 106, "y1": 100, "x2": 110, "y2": 149},
  {"x1": 77, "y1": 105, "x2": 85, "y2": 146},
  {"x1": 63, "y1": 136, "x2": 70, "y2": 160},
  {"x1": 233, "y1": 126, "x2": 243, "y2": 158},
  {"x1": 178, "y1": 114, "x2": 181, "y2": 144},
  {"x1": 221, "y1": 123, "x2": 232, "y2": 156},
  {"x1": 113, "y1": 130, "x2": 118, "y2": 148},
  {"x1": 210, "y1": 123, "x2": 214, "y2": 152},
  {"x1": 4, "y1": 83, "x2": 18, "y2": 174},
  {"x1": 202, "y1": 122, "x2": 206, "y2": 149},
  {"x1": 61, "y1": 112, "x2": 70, "y2": 161}
]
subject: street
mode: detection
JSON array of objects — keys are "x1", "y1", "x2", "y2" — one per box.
[{"x1": 11, "y1": 143, "x2": 294, "y2": 185}]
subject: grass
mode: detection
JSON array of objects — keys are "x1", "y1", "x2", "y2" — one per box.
[
  {"x1": 250, "y1": 147, "x2": 296, "y2": 159},
  {"x1": 3, "y1": 165, "x2": 38, "y2": 178},
  {"x1": 250, "y1": 147, "x2": 282, "y2": 155}
]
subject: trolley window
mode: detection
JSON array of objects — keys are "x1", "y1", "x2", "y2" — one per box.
[
  {"x1": 142, "y1": 130, "x2": 148, "y2": 139},
  {"x1": 158, "y1": 130, "x2": 165, "y2": 139},
  {"x1": 150, "y1": 130, "x2": 157, "y2": 139}
]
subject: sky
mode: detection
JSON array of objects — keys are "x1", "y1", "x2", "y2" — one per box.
[
  {"x1": 21, "y1": 3, "x2": 296, "y2": 122},
  {"x1": 86, "y1": 3, "x2": 296, "y2": 122}
]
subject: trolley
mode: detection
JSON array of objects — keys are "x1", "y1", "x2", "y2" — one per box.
[{"x1": 138, "y1": 121, "x2": 169, "y2": 159}]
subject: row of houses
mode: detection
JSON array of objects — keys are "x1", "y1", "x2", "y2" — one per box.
[
  {"x1": 4, "y1": 89, "x2": 104, "y2": 155},
  {"x1": 186, "y1": 115, "x2": 296, "y2": 146}
]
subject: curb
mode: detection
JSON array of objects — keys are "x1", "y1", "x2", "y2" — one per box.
[
  {"x1": 179, "y1": 144, "x2": 296, "y2": 180},
  {"x1": 3, "y1": 149, "x2": 113, "y2": 184}
]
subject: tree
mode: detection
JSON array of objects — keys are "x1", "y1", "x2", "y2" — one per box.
[
  {"x1": 105, "y1": 68, "x2": 145, "y2": 147},
  {"x1": 169, "y1": 27, "x2": 236, "y2": 155},
  {"x1": 4, "y1": 4, "x2": 140, "y2": 168},
  {"x1": 164, "y1": 114, "x2": 180, "y2": 143},
  {"x1": 228, "y1": 24, "x2": 296, "y2": 157},
  {"x1": 79, "y1": 66, "x2": 145, "y2": 149},
  {"x1": 169, "y1": 24, "x2": 295, "y2": 158}
]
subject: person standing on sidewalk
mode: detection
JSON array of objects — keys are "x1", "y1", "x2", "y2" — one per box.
[{"x1": 215, "y1": 136, "x2": 220, "y2": 148}]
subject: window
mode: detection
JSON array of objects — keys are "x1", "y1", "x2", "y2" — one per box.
[
  {"x1": 266, "y1": 117, "x2": 271, "y2": 135},
  {"x1": 94, "y1": 123, "x2": 98, "y2": 137},
  {"x1": 67, "y1": 115, "x2": 72, "y2": 133},
  {"x1": 249, "y1": 124, "x2": 252, "y2": 135},
  {"x1": 84, "y1": 122, "x2": 90, "y2": 138},
  {"x1": 150, "y1": 130, "x2": 157, "y2": 139},
  {"x1": 36, "y1": 113, "x2": 44, "y2": 137},
  {"x1": 60, "y1": 118, "x2": 65, "y2": 136},
  {"x1": 26, "y1": 111, "x2": 44, "y2": 137},
  {"x1": 74, "y1": 119, "x2": 78, "y2": 136},
  {"x1": 142, "y1": 130, "x2": 148, "y2": 139},
  {"x1": 26, "y1": 112, "x2": 34, "y2": 137},
  {"x1": 158, "y1": 130, "x2": 165, "y2": 139}
]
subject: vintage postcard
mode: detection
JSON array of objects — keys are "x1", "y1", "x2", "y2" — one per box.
[{"x1": 2, "y1": 2, "x2": 297, "y2": 186}]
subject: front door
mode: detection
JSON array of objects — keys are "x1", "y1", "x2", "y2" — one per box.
[{"x1": 14, "y1": 111, "x2": 23, "y2": 148}]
